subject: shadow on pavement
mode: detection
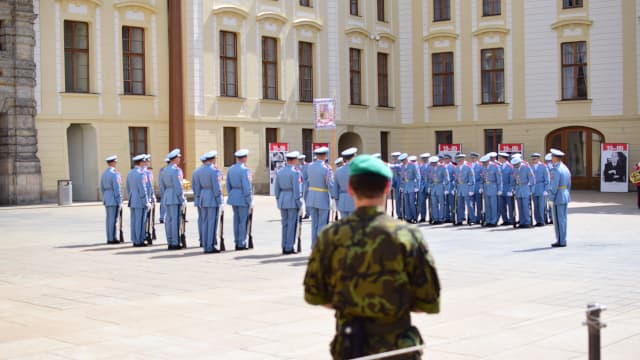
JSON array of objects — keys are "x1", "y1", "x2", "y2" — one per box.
[
  {"x1": 150, "y1": 250, "x2": 212, "y2": 259},
  {"x1": 290, "y1": 261, "x2": 309, "y2": 267},
  {"x1": 113, "y1": 246, "x2": 169, "y2": 255},
  {"x1": 234, "y1": 253, "x2": 284, "y2": 260},
  {"x1": 261, "y1": 256, "x2": 308, "y2": 264},
  {"x1": 512, "y1": 247, "x2": 553, "y2": 253},
  {"x1": 57, "y1": 243, "x2": 111, "y2": 249}
]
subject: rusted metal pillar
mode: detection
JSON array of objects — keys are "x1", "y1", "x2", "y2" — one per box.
[{"x1": 167, "y1": 0, "x2": 186, "y2": 175}]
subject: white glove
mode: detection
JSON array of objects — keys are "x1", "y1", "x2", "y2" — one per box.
[
  {"x1": 444, "y1": 190, "x2": 449, "y2": 195},
  {"x1": 468, "y1": 192, "x2": 474, "y2": 196},
  {"x1": 543, "y1": 191, "x2": 548, "y2": 196},
  {"x1": 451, "y1": 189, "x2": 456, "y2": 196},
  {"x1": 506, "y1": 192, "x2": 512, "y2": 197},
  {"x1": 146, "y1": 202, "x2": 152, "y2": 211},
  {"x1": 182, "y1": 199, "x2": 187, "y2": 207},
  {"x1": 479, "y1": 188, "x2": 483, "y2": 194},
  {"x1": 497, "y1": 191, "x2": 502, "y2": 196},
  {"x1": 250, "y1": 201, "x2": 255, "y2": 209}
]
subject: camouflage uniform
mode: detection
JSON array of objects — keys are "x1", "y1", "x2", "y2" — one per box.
[{"x1": 304, "y1": 206, "x2": 440, "y2": 359}]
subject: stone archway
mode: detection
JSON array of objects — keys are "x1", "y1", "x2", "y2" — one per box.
[
  {"x1": 337, "y1": 132, "x2": 363, "y2": 155},
  {"x1": 545, "y1": 126, "x2": 604, "y2": 190}
]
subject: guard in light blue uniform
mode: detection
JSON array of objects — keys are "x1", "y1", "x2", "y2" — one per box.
[
  {"x1": 226, "y1": 149, "x2": 253, "y2": 250},
  {"x1": 332, "y1": 148, "x2": 357, "y2": 218},
  {"x1": 142, "y1": 155, "x2": 156, "y2": 243},
  {"x1": 498, "y1": 153, "x2": 515, "y2": 225},
  {"x1": 160, "y1": 149, "x2": 186, "y2": 250},
  {"x1": 126, "y1": 154, "x2": 150, "y2": 246},
  {"x1": 306, "y1": 146, "x2": 334, "y2": 247},
  {"x1": 443, "y1": 154, "x2": 456, "y2": 222},
  {"x1": 193, "y1": 151, "x2": 223, "y2": 253},
  {"x1": 275, "y1": 151, "x2": 303, "y2": 254},
  {"x1": 469, "y1": 152, "x2": 483, "y2": 223},
  {"x1": 511, "y1": 157, "x2": 535, "y2": 228},
  {"x1": 389, "y1": 152, "x2": 402, "y2": 218},
  {"x1": 399, "y1": 153, "x2": 420, "y2": 223},
  {"x1": 191, "y1": 154, "x2": 208, "y2": 246},
  {"x1": 427, "y1": 156, "x2": 449, "y2": 224},
  {"x1": 418, "y1": 153, "x2": 431, "y2": 222},
  {"x1": 158, "y1": 158, "x2": 169, "y2": 223},
  {"x1": 530, "y1": 153, "x2": 550, "y2": 226},
  {"x1": 298, "y1": 154, "x2": 310, "y2": 219},
  {"x1": 479, "y1": 155, "x2": 503, "y2": 227},
  {"x1": 100, "y1": 155, "x2": 122, "y2": 244},
  {"x1": 454, "y1": 154, "x2": 475, "y2": 225},
  {"x1": 549, "y1": 149, "x2": 571, "y2": 247}
]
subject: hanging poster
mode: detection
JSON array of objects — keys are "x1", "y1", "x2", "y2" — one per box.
[
  {"x1": 498, "y1": 143, "x2": 524, "y2": 156},
  {"x1": 313, "y1": 98, "x2": 336, "y2": 129},
  {"x1": 269, "y1": 142, "x2": 289, "y2": 196},
  {"x1": 601, "y1": 143, "x2": 628, "y2": 192},
  {"x1": 437, "y1": 144, "x2": 462, "y2": 162}
]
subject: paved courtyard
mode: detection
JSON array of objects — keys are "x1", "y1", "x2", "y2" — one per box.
[{"x1": 0, "y1": 191, "x2": 639, "y2": 359}]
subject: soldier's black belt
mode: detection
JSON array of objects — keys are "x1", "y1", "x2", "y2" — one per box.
[{"x1": 339, "y1": 314, "x2": 411, "y2": 336}]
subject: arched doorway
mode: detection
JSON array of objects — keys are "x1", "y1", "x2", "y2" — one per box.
[
  {"x1": 67, "y1": 124, "x2": 99, "y2": 201},
  {"x1": 545, "y1": 126, "x2": 604, "y2": 190},
  {"x1": 338, "y1": 132, "x2": 363, "y2": 155}
]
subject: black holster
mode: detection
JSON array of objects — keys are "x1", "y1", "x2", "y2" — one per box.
[{"x1": 337, "y1": 319, "x2": 366, "y2": 359}]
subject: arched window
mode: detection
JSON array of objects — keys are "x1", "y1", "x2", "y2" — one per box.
[{"x1": 546, "y1": 126, "x2": 604, "y2": 190}]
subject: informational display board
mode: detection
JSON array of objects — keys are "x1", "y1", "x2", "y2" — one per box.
[
  {"x1": 601, "y1": 143, "x2": 628, "y2": 192},
  {"x1": 313, "y1": 98, "x2": 336, "y2": 129},
  {"x1": 269, "y1": 142, "x2": 289, "y2": 196},
  {"x1": 437, "y1": 144, "x2": 461, "y2": 162},
  {"x1": 498, "y1": 143, "x2": 524, "y2": 156}
]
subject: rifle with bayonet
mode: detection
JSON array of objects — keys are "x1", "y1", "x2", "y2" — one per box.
[
  {"x1": 145, "y1": 207, "x2": 153, "y2": 245},
  {"x1": 219, "y1": 205, "x2": 225, "y2": 251},
  {"x1": 118, "y1": 205, "x2": 124, "y2": 242},
  {"x1": 179, "y1": 205, "x2": 187, "y2": 248},
  {"x1": 151, "y1": 204, "x2": 157, "y2": 240},
  {"x1": 247, "y1": 207, "x2": 254, "y2": 249}
]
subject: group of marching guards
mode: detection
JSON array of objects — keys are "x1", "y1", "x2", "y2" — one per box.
[
  {"x1": 100, "y1": 148, "x2": 255, "y2": 253},
  {"x1": 387, "y1": 148, "x2": 572, "y2": 247}
]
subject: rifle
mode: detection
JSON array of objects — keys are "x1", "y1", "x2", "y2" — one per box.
[
  {"x1": 151, "y1": 204, "x2": 157, "y2": 240},
  {"x1": 219, "y1": 205, "x2": 225, "y2": 251},
  {"x1": 247, "y1": 207, "x2": 254, "y2": 249},
  {"x1": 179, "y1": 205, "x2": 187, "y2": 248},
  {"x1": 390, "y1": 188, "x2": 395, "y2": 217},
  {"x1": 545, "y1": 193, "x2": 553, "y2": 224},
  {"x1": 467, "y1": 193, "x2": 472, "y2": 226},
  {"x1": 414, "y1": 189, "x2": 419, "y2": 223},
  {"x1": 144, "y1": 208, "x2": 153, "y2": 245},
  {"x1": 399, "y1": 189, "x2": 405, "y2": 221},
  {"x1": 295, "y1": 206, "x2": 303, "y2": 253},
  {"x1": 512, "y1": 192, "x2": 519, "y2": 228},
  {"x1": 118, "y1": 206, "x2": 124, "y2": 243},
  {"x1": 529, "y1": 194, "x2": 534, "y2": 226},
  {"x1": 427, "y1": 190, "x2": 432, "y2": 224},
  {"x1": 453, "y1": 189, "x2": 458, "y2": 225},
  {"x1": 480, "y1": 190, "x2": 486, "y2": 226}
]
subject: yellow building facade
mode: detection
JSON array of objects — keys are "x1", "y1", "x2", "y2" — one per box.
[{"x1": 35, "y1": 0, "x2": 640, "y2": 200}]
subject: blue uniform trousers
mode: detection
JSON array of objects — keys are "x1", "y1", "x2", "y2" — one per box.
[
  {"x1": 232, "y1": 206, "x2": 249, "y2": 248},
  {"x1": 201, "y1": 206, "x2": 220, "y2": 252},
  {"x1": 165, "y1": 204, "x2": 181, "y2": 247},
  {"x1": 499, "y1": 195, "x2": 515, "y2": 224},
  {"x1": 533, "y1": 195, "x2": 546, "y2": 225},
  {"x1": 309, "y1": 207, "x2": 329, "y2": 248},
  {"x1": 485, "y1": 195, "x2": 498, "y2": 225},
  {"x1": 456, "y1": 195, "x2": 474, "y2": 223},
  {"x1": 418, "y1": 189, "x2": 428, "y2": 221},
  {"x1": 445, "y1": 193, "x2": 454, "y2": 221},
  {"x1": 159, "y1": 201, "x2": 166, "y2": 221},
  {"x1": 105, "y1": 206, "x2": 118, "y2": 242},
  {"x1": 473, "y1": 193, "x2": 482, "y2": 222},
  {"x1": 130, "y1": 207, "x2": 147, "y2": 245},
  {"x1": 280, "y1": 208, "x2": 298, "y2": 251},
  {"x1": 516, "y1": 196, "x2": 532, "y2": 225},
  {"x1": 430, "y1": 192, "x2": 444, "y2": 222},
  {"x1": 552, "y1": 204, "x2": 568, "y2": 245},
  {"x1": 197, "y1": 207, "x2": 203, "y2": 246},
  {"x1": 402, "y1": 191, "x2": 417, "y2": 222},
  {"x1": 393, "y1": 188, "x2": 402, "y2": 218}
]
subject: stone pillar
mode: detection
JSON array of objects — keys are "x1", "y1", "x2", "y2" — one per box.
[{"x1": 0, "y1": 0, "x2": 42, "y2": 205}]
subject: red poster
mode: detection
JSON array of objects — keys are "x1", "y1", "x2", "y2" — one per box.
[
  {"x1": 269, "y1": 142, "x2": 289, "y2": 152},
  {"x1": 437, "y1": 144, "x2": 461, "y2": 153},
  {"x1": 498, "y1": 143, "x2": 524, "y2": 153},
  {"x1": 602, "y1": 143, "x2": 628, "y2": 152}
]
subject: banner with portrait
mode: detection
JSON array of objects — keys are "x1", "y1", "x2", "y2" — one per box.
[
  {"x1": 313, "y1": 98, "x2": 336, "y2": 129},
  {"x1": 269, "y1": 143, "x2": 289, "y2": 196},
  {"x1": 601, "y1": 143, "x2": 628, "y2": 192}
]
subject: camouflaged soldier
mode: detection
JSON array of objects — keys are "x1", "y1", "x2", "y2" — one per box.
[{"x1": 304, "y1": 155, "x2": 441, "y2": 360}]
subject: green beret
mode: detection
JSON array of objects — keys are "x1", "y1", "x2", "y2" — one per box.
[{"x1": 349, "y1": 155, "x2": 392, "y2": 179}]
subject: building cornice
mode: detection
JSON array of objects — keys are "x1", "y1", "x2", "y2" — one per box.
[
  {"x1": 423, "y1": 31, "x2": 459, "y2": 42},
  {"x1": 114, "y1": 1, "x2": 157, "y2": 13},
  {"x1": 292, "y1": 18, "x2": 323, "y2": 31},
  {"x1": 256, "y1": 11, "x2": 288, "y2": 24},
  {"x1": 472, "y1": 26, "x2": 510, "y2": 37},
  {"x1": 212, "y1": 5, "x2": 249, "y2": 19},
  {"x1": 345, "y1": 26, "x2": 370, "y2": 38},
  {"x1": 551, "y1": 18, "x2": 593, "y2": 30}
]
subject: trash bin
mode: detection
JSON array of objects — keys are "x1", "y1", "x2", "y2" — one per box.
[{"x1": 57, "y1": 180, "x2": 72, "y2": 205}]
